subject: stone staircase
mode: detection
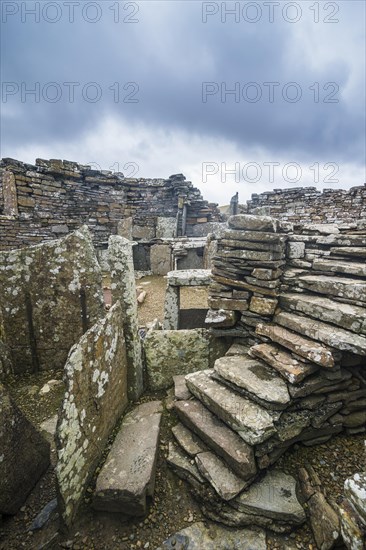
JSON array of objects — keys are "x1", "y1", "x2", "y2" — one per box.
[{"x1": 167, "y1": 326, "x2": 365, "y2": 531}]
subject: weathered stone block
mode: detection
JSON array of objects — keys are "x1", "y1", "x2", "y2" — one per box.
[
  {"x1": 205, "y1": 309, "x2": 238, "y2": 327},
  {"x1": 228, "y1": 215, "x2": 279, "y2": 232},
  {"x1": 55, "y1": 301, "x2": 128, "y2": 529},
  {"x1": 144, "y1": 329, "x2": 210, "y2": 390},
  {"x1": 249, "y1": 296, "x2": 278, "y2": 316},
  {"x1": 287, "y1": 241, "x2": 305, "y2": 259},
  {"x1": 0, "y1": 383, "x2": 50, "y2": 514}
]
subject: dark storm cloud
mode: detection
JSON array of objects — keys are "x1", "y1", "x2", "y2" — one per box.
[{"x1": 1, "y1": 0, "x2": 365, "y2": 165}]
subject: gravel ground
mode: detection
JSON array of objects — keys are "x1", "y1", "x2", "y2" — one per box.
[{"x1": 1, "y1": 277, "x2": 364, "y2": 549}]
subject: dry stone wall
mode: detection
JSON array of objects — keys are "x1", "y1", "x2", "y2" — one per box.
[
  {"x1": 205, "y1": 214, "x2": 366, "y2": 445},
  {"x1": 245, "y1": 185, "x2": 366, "y2": 224},
  {"x1": 0, "y1": 226, "x2": 104, "y2": 375},
  {"x1": 0, "y1": 158, "x2": 221, "y2": 251},
  {"x1": 168, "y1": 215, "x2": 365, "y2": 534}
]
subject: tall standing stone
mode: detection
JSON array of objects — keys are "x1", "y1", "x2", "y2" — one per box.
[{"x1": 108, "y1": 236, "x2": 143, "y2": 400}]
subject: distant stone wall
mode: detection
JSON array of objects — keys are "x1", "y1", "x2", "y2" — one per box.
[
  {"x1": 245, "y1": 185, "x2": 366, "y2": 225},
  {"x1": 0, "y1": 158, "x2": 221, "y2": 251}
]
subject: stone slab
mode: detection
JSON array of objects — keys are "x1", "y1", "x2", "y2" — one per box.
[
  {"x1": 0, "y1": 383, "x2": 50, "y2": 514},
  {"x1": 185, "y1": 370, "x2": 275, "y2": 445},
  {"x1": 157, "y1": 522, "x2": 267, "y2": 550},
  {"x1": 256, "y1": 322, "x2": 336, "y2": 368},
  {"x1": 56, "y1": 301, "x2": 128, "y2": 529},
  {"x1": 108, "y1": 236, "x2": 143, "y2": 400},
  {"x1": 249, "y1": 343, "x2": 319, "y2": 384},
  {"x1": 93, "y1": 401, "x2": 162, "y2": 516},
  {"x1": 0, "y1": 226, "x2": 104, "y2": 374},
  {"x1": 172, "y1": 422, "x2": 207, "y2": 457},
  {"x1": 280, "y1": 292, "x2": 366, "y2": 335},
  {"x1": 144, "y1": 329, "x2": 209, "y2": 391},
  {"x1": 330, "y1": 247, "x2": 366, "y2": 258},
  {"x1": 313, "y1": 258, "x2": 366, "y2": 277},
  {"x1": 166, "y1": 269, "x2": 211, "y2": 286},
  {"x1": 166, "y1": 442, "x2": 205, "y2": 487},
  {"x1": 173, "y1": 374, "x2": 191, "y2": 401},
  {"x1": 275, "y1": 311, "x2": 366, "y2": 356},
  {"x1": 195, "y1": 452, "x2": 248, "y2": 501},
  {"x1": 214, "y1": 356, "x2": 290, "y2": 407},
  {"x1": 174, "y1": 399, "x2": 256, "y2": 479},
  {"x1": 298, "y1": 275, "x2": 366, "y2": 303},
  {"x1": 205, "y1": 309, "x2": 238, "y2": 327},
  {"x1": 232, "y1": 469, "x2": 306, "y2": 524},
  {"x1": 223, "y1": 229, "x2": 286, "y2": 243},
  {"x1": 228, "y1": 214, "x2": 279, "y2": 232}
]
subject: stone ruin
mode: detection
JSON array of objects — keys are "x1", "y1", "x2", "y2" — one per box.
[{"x1": 0, "y1": 158, "x2": 365, "y2": 549}]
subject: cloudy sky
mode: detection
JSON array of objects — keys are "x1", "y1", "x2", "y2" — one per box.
[{"x1": 1, "y1": 0, "x2": 365, "y2": 204}]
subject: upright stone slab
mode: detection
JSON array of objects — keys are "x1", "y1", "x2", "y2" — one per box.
[
  {"x1": 2, "y1": 170, "x2": 18, "y2": 216},
  {"x1": 163, "y1": 285, "x2": 180, "y2": 330},
  {"x1": 108, "y1": 236, "x2": 143, "y2": 400},
  {"x1": 150, "y1": 244, "x2": 171, "y2": 275},
  {"x1": 55, "y1": 302, "x2": 128, "y2": 530},
  {"x1": 0, "y1": 226, "x2": 104, "y2": 373},
  {"x1": 0, "y1": 383, "x2": 50, "y2": 514},
  {"x1": 93, "y1": 401, "x2": 162, "y2": 516},
  {"x1": 144, "y1": 329, "x2": 210, "y2": 390}
]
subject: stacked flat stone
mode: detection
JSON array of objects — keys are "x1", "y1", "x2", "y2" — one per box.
[
  {"x1": 205, "y1": 214, "x2": 290, "y2": 338},
  {"x1": 246, "y1": 185, "x2": 366, "y2": 225},
  {"x1": 168, "y1": 214, "x2": 366, "y2": 533}
]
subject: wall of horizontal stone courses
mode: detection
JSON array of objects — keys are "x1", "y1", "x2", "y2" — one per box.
[
  {"x1": 0, "y1": 157, "x2": 221, "y2": 251},
  {"x1": 206, "y1": 215, "x2": 366, "y2": 449},
  {"x1": 245, "y1": 185, "x2": 366, "y2": 225}
]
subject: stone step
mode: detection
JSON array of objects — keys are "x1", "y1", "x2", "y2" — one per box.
[
  {"x1": 298, "y1": 274, "x2": 366, "y2": 303},
  {"x1": 275, "y1": 311, "x2": 366, "y2": 357},
  {"x1": 185, "y1": 370, "x2": 276, "y2": 445},
  {"x1": 93, "y1": 401, "x2": 162, "y2": 516},
  {"x1": 249, "y1": 343, "x2": 319, "y2": 384},
  {"x1": 174, "y1": 400, "x2": 256, "y2": 480},
  {"x1": 213, "y1": 355, "x2": 290, "y2": 410},
  {"x1": 172, "y1": 422, "x2": 207, "y2": 457},
  {"x1": 195, "y1": 452, "x2": 248, "y2": 501},
  {"x1": 255, "y1": 322, "x2": 336, "y2": 368},
  {"x1": 231, "y1": 469, "x2": 306, "y2": 525},
  {"x1": 166, "y1": 442, "x2": 206, "y2": 490},
  {"x1": 280, "y1": 292, "x2": 366, "y2": 335}
]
